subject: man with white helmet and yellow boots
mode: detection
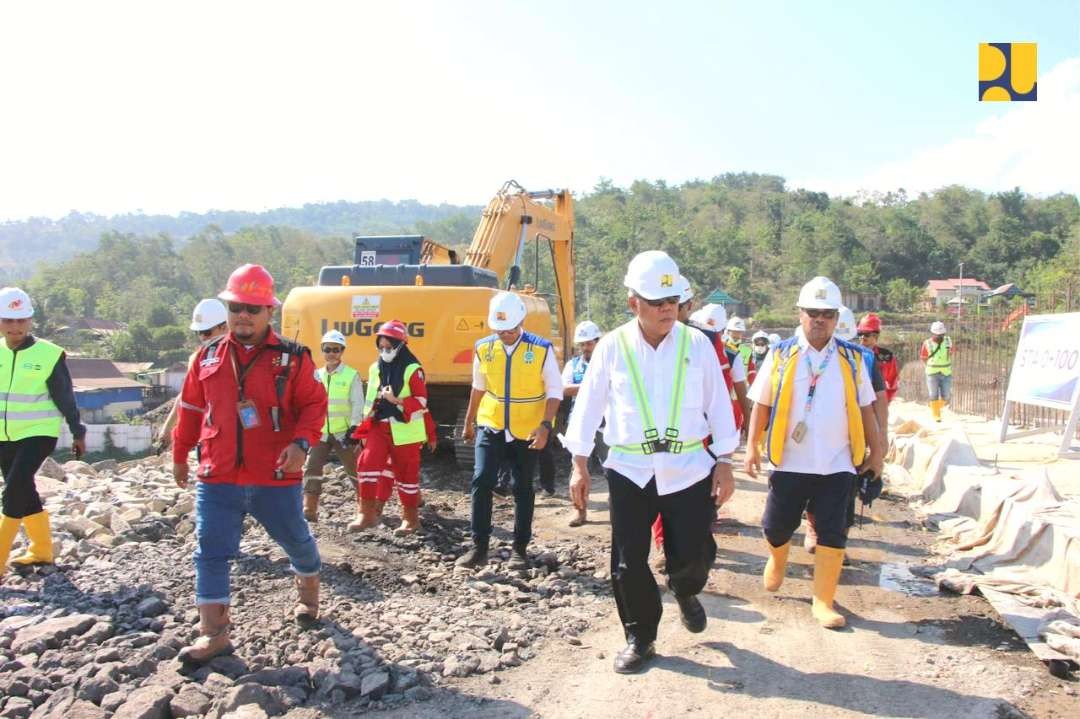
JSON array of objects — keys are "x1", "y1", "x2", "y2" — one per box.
[
  {"x1": 156, "y1": 299, "x2": 230, "y2": 451},
  {"x1": 921, "y1": 320, "x2": 953, "y2": 422},
  {"x1": 566, "y1": 251, "x2": 738, "y2": 673},
  {"x1": 0, "y1": 288, "x2": 86, "y2": 580},
  {"x1": 564, "y1": 319, "x2": 604, "y2": 528},
  {"x1": 303, "y1": 329, "x2": 364, "y2": 523},
  {"x1": 745, "y1": 278, "x2": 884, "y2": 628},
  {"x1": 457, "y1": 291, "x2": 563, "y2": 570}
]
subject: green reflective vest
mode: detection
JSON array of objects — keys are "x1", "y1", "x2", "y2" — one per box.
[
  {"x1": 0, "y1": 338, "x2": 64, "y2": 441},
  {"x1": 611, "y1": 324, "x2": 704, "y2": 455},
  {"x1": 364, "y1": 362, "x2": 427, "y2": 446},
  {"x1": 316, "y1": 363, "x2": 359, "y2": 435},
  {"x1": 923, "y1": 337, "x2": 953, "y2": 376}
]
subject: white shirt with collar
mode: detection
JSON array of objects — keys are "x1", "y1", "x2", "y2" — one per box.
[
  {"x1": 748, "y1": 329, "x2": 875, "y2": 476},
  {"x1": 471, "y1": 334, "x2": 563, "y2": 441},
  {"x1": 563, "y1": 319, "x2": 738, "y2": 496}
]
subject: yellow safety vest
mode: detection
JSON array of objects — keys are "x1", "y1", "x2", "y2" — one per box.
[
  {"x1": 316, "y1": 363, "x2": 358, "y2": 435},
  {"x1": 476, "y1": 332, "x2": 550, "y2": 439},
  {"x1": 0, "y1": 338, "x2": 64, "y2": 441},
  {"x1": 364, "y1": 362, "x2": 427, "y2": 445},
  {"x1": 923, "y1": 337, "x2": 953, "y2": 376},
  {"x1": 764, "y1": 338, "x2": 866, "y2": 468}
]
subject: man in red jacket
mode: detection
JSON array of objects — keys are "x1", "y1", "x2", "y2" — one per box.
[{"x1": 172, "y1": 264, "x2": 327, "y2": 664}]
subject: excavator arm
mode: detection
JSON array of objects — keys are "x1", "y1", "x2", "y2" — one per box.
[{"x1": 463, "y1": 180, "x2": 576, "y2": 353}]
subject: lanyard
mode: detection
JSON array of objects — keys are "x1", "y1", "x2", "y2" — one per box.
[
  {"x1": 229, "y1": 345, "x2": 267, "y2": 401},
  {"x1": 802, "y1": 342, "x2": 836, "y2": 416}
]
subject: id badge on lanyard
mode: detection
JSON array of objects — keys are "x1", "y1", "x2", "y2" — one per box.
[
  {"x1": 792, "y1": 343, "x2": 835, "y2": 443},
  {"x1": 231, "y1": 347, "x2": 265, "y2": 431}
]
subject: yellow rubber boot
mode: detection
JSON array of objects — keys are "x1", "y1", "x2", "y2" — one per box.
[
  {"x1": 11, "y1": 511, "x2": 53, "y2": 565},
  {"x1": 930, "y1": 399, "x2": 942, "y2": 422},
  {"x1": 763, "y1": 541, "x2": 790, "y2": 592},
  {"x1": 812, "y1": 546, "x2": 847, "y2": 628},
  {"x1": 0, "y1": 515, "x2": 23, "y2": 578}
]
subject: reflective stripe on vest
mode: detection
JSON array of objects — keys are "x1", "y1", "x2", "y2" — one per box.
[
  {"x1": 924, "y1": 337, "x2": 953, "y2": 376},
  {"x1": 476, "y1": 333, "x2": 550, "y2": 439},
  {"x1": 317, "y1": 363, "x2": 358, "y2": 435},
  {"x1": 365, "y1": 362, "x2": 427, "y2": 445},
  {"x1": 611, "y1": 324, "x2": 704, "y2": 455},
  {"x1": 763, "y1": 338, "x2": 865, "y2": 468},
  {"x1": 0, "y1": 339, "x2": 64, "y2": 441}
]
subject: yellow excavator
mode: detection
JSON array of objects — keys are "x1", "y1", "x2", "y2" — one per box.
[{"x1": 281, "y1": 180, "x2": 575, "y2": 464}]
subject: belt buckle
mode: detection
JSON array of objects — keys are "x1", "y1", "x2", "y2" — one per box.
[{"x1": 653, "y1": 439, "x2": 669, "y2": 454}]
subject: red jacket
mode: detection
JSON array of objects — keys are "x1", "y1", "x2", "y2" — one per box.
[
  {"x1": 172, "y1": 330, "x2": 328, "y2": 486},
  {"x1": 874, "y1": 346, "x2": 900, "y2": 403}
]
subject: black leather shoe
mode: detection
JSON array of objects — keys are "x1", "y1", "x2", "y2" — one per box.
[
  {"x1": 675, "y1": 594, "x2": 707, "y2": 633},
  {"x1": 613, "y1": 641, "x2": 656, "y2": 674},
  {"x1": 454, "y1": 545, "x2": 489, "y2": 568},
  {"x1": 508, "y1": 544, "x2": 531, "y2": 570}
]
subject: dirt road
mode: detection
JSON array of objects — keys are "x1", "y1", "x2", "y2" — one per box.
[{"x1": 355, "y1": 449, "x2": 1075, "y2": 719}]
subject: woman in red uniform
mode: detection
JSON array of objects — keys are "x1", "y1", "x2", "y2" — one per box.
[{"x1": 352, "y1": 320, "x2": 434, "y2": 535}]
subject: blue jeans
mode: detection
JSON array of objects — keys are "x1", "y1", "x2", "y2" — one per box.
[
  {"x1": 193, "y1": 482, "x2": 321, "y2": 605},
  {"x1": 471, "y1": 427, "x2": 538, "y2": 548},
  {"x1": 926, "y1": 373, "x2": 952, "y2": 401}
]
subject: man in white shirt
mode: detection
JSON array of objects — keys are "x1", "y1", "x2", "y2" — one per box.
[
  {"x1": 563, "y1": 320, "x2": 604, "y2": 527},
  {"x1": 565, "y1": 251, "x2": 739, "y2": 675},
  {"x1": 745, "y1": 276, "x2": 885, "y2": 629},
  {"x1": 457, "y1": 292, "x2": 563, "y2": 570}
]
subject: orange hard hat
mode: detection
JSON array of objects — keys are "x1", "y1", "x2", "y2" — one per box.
[
  {"x1": 219, "y1": 264, "x2": 280, "y2": 306},
  {"x1": 857, "y1": 312, "x2": 882, "y2": 333},
  {"x1": 376, "y1": 319, "x2": 409, "y2": 343}
]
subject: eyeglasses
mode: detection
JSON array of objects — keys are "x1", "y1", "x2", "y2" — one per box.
[
  {"x1": 858, "y1": 331, "x2": 880, "y2": 338},
  {"x1": 321, "y1": 345, "x2": 343, "y2": 354},
  {"x1": 196, "y1": 329, "x2": 215, "y2": 338},
  {"x1": 640, "y1": 296, "x2": 680, "y2": 307},
  {"x1": 227, "y1": 303, "x2": 265, "y2": 315},
  {"x1": 802, "y1": 309, "x2": 838, "y2": 319}
]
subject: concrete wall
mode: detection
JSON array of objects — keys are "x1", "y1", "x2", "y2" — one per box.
[{"x1": 57, "y1": 423, "x2": 152, "y2": 454}]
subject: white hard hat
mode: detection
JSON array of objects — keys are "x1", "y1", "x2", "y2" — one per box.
[
  {"x1": 690, "y1": 303, "x2": 727, "y2": 330},
  {"x1": 189, "y1": 298, "x2": 227, "y2": 331},
  {"x1": 573, "y1": 320, "x2": 602, "y2": 343},
  {"x1": 321, "y1": 329, "x2": 348, "y2": 347},
  {"x1": 797, "y1": 276, "x2": 842, "y2": 310},
  {"x1": 930, "y1": 321, "x2": 947, "y2": 335},
  {"x1": 488, "y1": 291, "x2": 527, "y2": 331},
  {"x1": 623, "y1": 251, "x2": 682, "y2": 301},
  {"x1": 0, "y1": 287, "x2": 34, "y2": 320},
  {"x1": 677, "y1": 275, "x2": 694, "y2": 304},
  {"x1": 768, "y1": 333, "x2": 781, "y2": 347},
  {"x1": 726, "y1": 316, "x2": 747, "y2": 333},
  {"x1": 835, "y1": 306, "x2": 857, "y2": 341},
  {"x1": 752, "y1": 330, "x2": 769, "y2": 342}
]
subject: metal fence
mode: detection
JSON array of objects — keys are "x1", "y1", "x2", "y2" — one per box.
[{"x1": 891, "y1": 305, "x2": 1079, "y2": 437}]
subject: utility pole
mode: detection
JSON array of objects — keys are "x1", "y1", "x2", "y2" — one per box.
[{"x1": 957, "y1": 262, "x2": 964, "y2": 324}]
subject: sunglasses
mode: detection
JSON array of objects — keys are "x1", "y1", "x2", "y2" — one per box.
[
  {"x1": 858, "y1": 331, "x2": 880, "y2": 338},
  {"x1": 802, "y1": 309, "x2": 838, "y2": 319},
  {"x1": 227, "y1": 303, "x2": 265, "y2": 315},
  {"x1": 640, "y1": 296, "x2": 680, "y2": 307},
  {"x1": 321, "y1": 345, "x2": 343, "y2": 354},
  {"x1": 196, "y1": 329, "x2": 216, "y2": 338}
]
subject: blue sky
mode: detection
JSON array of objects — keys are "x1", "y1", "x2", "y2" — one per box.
[{"x1": 0, "y1": 0, "x2": 1076, "y2": 219}]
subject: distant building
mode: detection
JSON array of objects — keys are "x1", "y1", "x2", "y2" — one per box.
[
  {"x1": 840, "y1": 291, "x2": 883, "y2": 312},
  {"x1": 924, "y1": 278, "x2": 991, "y2": 310},
  {"x1": 164, "y1": 362, "x2": 190, "y2": 393},
  {"x1": 114, "y1": 361, "x2": 154, "y2": 379},
  {"x1": 67, "y1": 358, "x2": 149, "y2": 422},
  {"x1": 57, "y1": 318, "x2": 127, "y2": 339},
  {"x1": 703, "y1": 288, "x2": 748, "y2": 318}
]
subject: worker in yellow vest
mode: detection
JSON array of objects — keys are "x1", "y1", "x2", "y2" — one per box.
[
  {"x1": 351, "y1": 321, "x2": 433, "y2": 535},
  {"x1": 920, "y1": 321, "x2": 953, "y2": 422},
  {"x1": 457, "y1": 292, "x2": 563, "y2": 570},
  {"x1": 302, "y1": 329, "x2": 363, "y2": 522},
  {"x1": 0, "y1": 288, "x2": 87, "y2": 579},
  {"x1": 745, "y1": 277, "x2": 884, "y2": 629}
]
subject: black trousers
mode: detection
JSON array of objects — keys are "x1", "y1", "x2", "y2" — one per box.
[
  {"x1": 608, "y1": 469, "x2": 716, "y2": 645},
  {"x1": 471, "y1": 428, "x2": 538, "y2": 548},
  {"x1": 762, "y1": 471, "x2": 854, "y2": 550},
  {"x1": 0, "y1": 436, "x2": 58, "y2": 518}
]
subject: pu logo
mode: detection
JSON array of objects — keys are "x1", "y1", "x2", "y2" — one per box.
[
  {"x1": 815, "y1": 289, "x2": 827, "y2": 300},
  {"x1": 659, "y1": 274, "x2": 673, "y2": 288},
  {"x1": 496, "y1": 312, "x2": 507, "y2": 321},
  {"x1": 8, "y1": 299, "x2": 22, "y2": 310},
  {"x1": 238, "y1": 281, "x2": 267, "y2": 298},
  {"x1": 979, "y1": 43, "x2": 1037, "y2": 101}
]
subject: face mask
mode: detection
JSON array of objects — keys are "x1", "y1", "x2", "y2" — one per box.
[{"x1": 379, "y1": 346, "x2": 400, "y2": 363}]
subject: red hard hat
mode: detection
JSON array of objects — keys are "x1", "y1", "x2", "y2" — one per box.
[
  {"x1": 376, "y1": 319, "x2": 408, "y2": 343},
  {"x1": 857, "y1": 312, "x2": 882, "y2": 333},
  {"x1": 219, "y1": 264, "x2": 280, "y2": 306}
]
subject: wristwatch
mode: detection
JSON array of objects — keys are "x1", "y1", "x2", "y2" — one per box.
[
  {"x1": 540, "y1": 420, "x2": 553, "y2": 431},
  {"x1": 291, "y1": 438, "x2": 311, "y2": 454}
]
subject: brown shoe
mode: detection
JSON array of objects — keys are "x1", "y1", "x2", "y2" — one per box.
[
  {"x1": 303, "y1": 493, "x2": 320, "y2": 523},
  {"x1": 348, "y1": 498, "x2": 384, "y2": 531},
  {"x1": 179, "y1": 604, "x2": 234, "y2": 665},
  {"x1": 294, "y1": 574, "x2": 320, "y2": 627},
  {"x1": 568, "y1": 508, "x2": 586, "y2": 528},
  {"x1": 394, "y1": 504, "x2": 421, "y2": 536}
]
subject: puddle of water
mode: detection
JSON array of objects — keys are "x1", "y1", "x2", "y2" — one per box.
[{"x1": 879, "y1": 563, "x2": 941, "y2": 597}]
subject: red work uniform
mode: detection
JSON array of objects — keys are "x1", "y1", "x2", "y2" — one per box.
[
  {"x1": 355, "y1": 368, "x2": 432, "y2": 507},
  {"x1": 874, "y1": 346, "x2": 900, "y2": 402},
  {"x1": 172, "y1": 332, "x2": 327, "y2": 484}
]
